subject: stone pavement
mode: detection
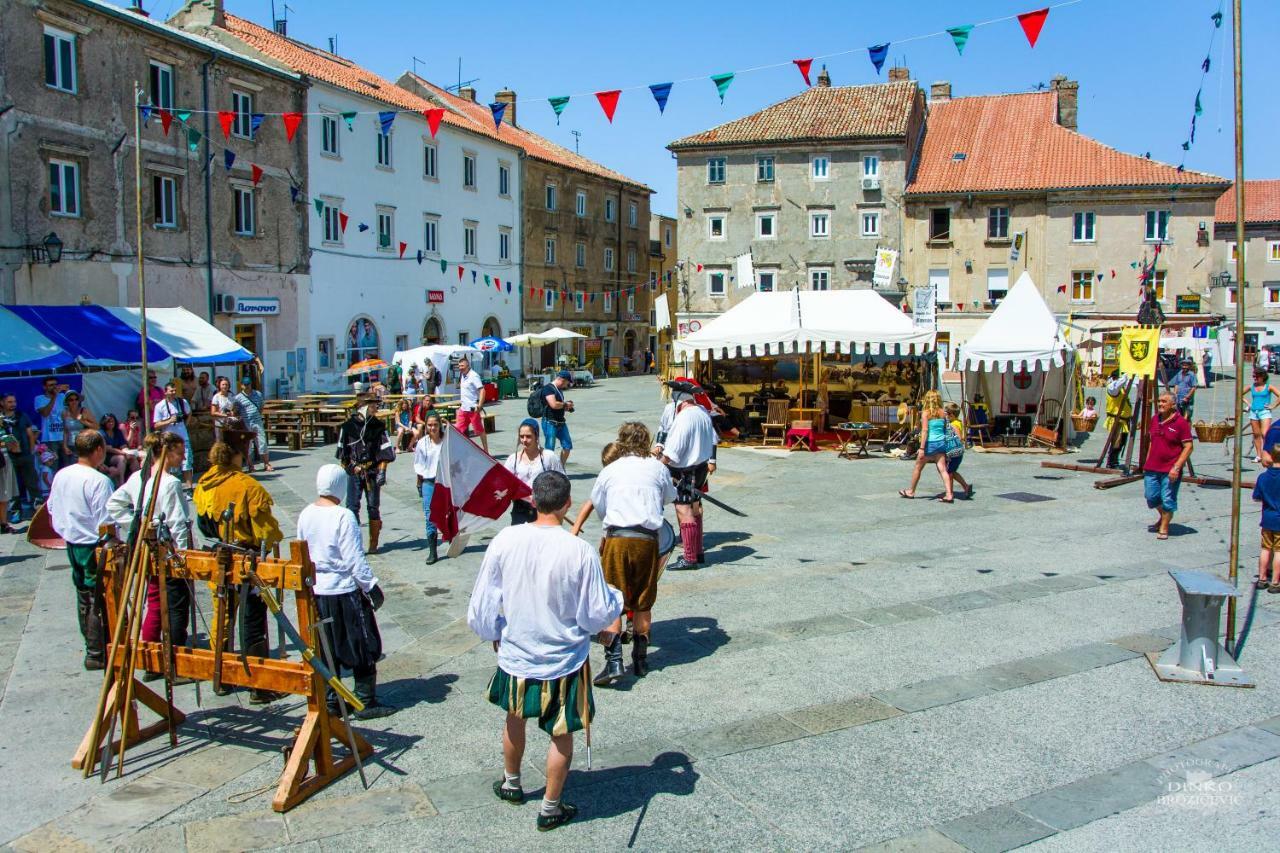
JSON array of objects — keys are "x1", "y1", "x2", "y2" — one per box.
[{"x1": 1, "y1": 374, "x2": 1277, "y2": 851}]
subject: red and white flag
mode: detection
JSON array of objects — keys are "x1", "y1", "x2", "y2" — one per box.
[{"x1": 430, "y1": 425, "x2": 530, "y2": 542}]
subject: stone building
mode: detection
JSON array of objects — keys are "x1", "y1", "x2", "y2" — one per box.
[
  {"x1": 0, "y1": 0, "x2": 309, "y2": 387},
  {"x1": 667, "y1": 67, "x2": 926, "y2": 331},
  {"x1": 1209, "y1": 180, "x2": 1280, "y2": 366},
  {"x1": 649, "y1": 212, "x2": 677, "y2": 366},
  {"x1": 903, "y1": 78, "x2": 1229, "y2": 368}
]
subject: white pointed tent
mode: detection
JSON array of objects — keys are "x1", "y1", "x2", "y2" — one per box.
[{"x1": 958, "y1": 273, "x2": 1076, "y2": 445}]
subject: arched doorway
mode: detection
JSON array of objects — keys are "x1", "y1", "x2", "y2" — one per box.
[
  {"x1": 481, "y1": 315, "x2": 503, "y2": 372},
  {"x1": 422, "y1": 315, "x2": 443, "y2": 345},
  {"x1": 623, "y1": 329, "x2": 637, "y2": 372}
]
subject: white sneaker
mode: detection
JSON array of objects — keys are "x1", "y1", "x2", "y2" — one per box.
[{"x1": 1253, "y1": 455, "x2": 1261, "y2": 463}]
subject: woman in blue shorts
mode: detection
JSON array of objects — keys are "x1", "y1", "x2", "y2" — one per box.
[
  {"x1": 899, "y1": 390, "x2": 955, "y2": 503},
  {"x1": 1245, "y1": 369, "x2": 1280, "y2": 463}
]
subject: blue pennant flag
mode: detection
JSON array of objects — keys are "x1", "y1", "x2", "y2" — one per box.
[
  {"x1": 506, "y1": 281, "x2": 512, "y2": 294},
  {"x1": 1202, "y1": 56, "x2": 1211, "y2": 73},
  {"x1": 140, "y1": 105, "x2": 152, "y2": 126},
  {"x1": 649, "y1": 82, "x2": 672, "y2": 114},
  {"x1": 868, "y1": 43, "x2": 890, "y2": 74},
  {"x1": 417, "y1": 250, "x2": 424, "y2": 265},
  {"x1": 358, "y1": 222, "x2": 369, "y2": 232},
  {"x1": 223, "y1": 149, "x2": 236, "y2": 171},
  {"x1": 1190, "y1": 115, "x2": 1197, "y2": 143},
  {"x1": 290, "y1": 185, "x2": 300, "y2": 203},
  {"x1": 489, "y1": 101, "x2": 507, "y2": 130},
  {"x1": 250, "y1": 113, "x2": 265, "y2": 136},
  {"x1": 471, "y1": 270, "x2": 477, "y2": 283},
  {"x1": 378, "y1": 111, "x2": 396, "y2": 136}
]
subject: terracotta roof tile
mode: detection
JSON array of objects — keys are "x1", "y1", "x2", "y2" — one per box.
[
  {"x1": 668, "y1": 81, "x2": 920, "y2": 150},
  {"x1": 907, "y1": 92, "x2": 1227, "y2": 195},
  {"x1": 1215, "y1": 180, "x2": 1280, "y2": 224}
]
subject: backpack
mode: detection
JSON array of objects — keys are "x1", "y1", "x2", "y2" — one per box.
[{"x1": 527, "y1": 384, "x2": 548, "y2": 419}]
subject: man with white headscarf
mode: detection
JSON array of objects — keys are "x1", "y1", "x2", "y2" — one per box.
[
  {"x1": 660, "y1": 380, "x2": 717, "y2": 571},
  {"x1": 296, "y1": 464, "x2": 395, "y2": 719}
]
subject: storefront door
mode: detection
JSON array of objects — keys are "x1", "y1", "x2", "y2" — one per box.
[{"x1": 234, "y1": 323, "x2": 261, "y2": 384}]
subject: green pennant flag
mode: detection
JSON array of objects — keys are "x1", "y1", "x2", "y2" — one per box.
[
  {"x1": 176, "y1": 110, "x2": 192, "y2": 123},
  {"x1": 711, "y1": 72, "x2": 734, "y2": 104},
  {"x1": 946, "y1": 25, "x2": 973, "y2": 55},
  {"x1": 314, "y1": 198, "x2": 324, "y2": 218},
  {"x1": 548, "y1": 96, "x2": 570, "y2": 125},
  {"x1": 439, "y1": 258, "x2": 447, "y2": 274},
  {"x1": 341, "y1": 111, "x2": 357, "y2": 131},
  {"x1": 187, "y1": 126, "x2": 201, "y2": 151},
  {"x1": 484, "y1": 274, "x2": 491, "y2": 285},
  {"x1": 1194, "y1": 91, "x2": 1203, "y2": 116}
]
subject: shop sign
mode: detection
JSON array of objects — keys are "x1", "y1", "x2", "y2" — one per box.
[
  {"x1": 234, "y1": 296, "x2": 280, "y2": 316},
  {"x1": 1176, "y1": 294, "x2": 1201, "y2": 314},
  {"x1": 427, "y1": 290, "x2": 445, "y2": 304}
]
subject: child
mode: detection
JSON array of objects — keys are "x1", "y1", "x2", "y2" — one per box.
[
  {"x1": 944, "y1": 403, "x2": 973, "y2": 498},
  {"x1": 1080, "y1": 397, "x2": 1098, "y2": 420},
  {"x1": 1252, "y1": 444, "x2": 1280, "y2": 592}
]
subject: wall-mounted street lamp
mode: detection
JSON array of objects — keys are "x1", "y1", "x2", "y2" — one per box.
[{"x1": 27, "y1": 232, "x2": 63, "y2": 266}]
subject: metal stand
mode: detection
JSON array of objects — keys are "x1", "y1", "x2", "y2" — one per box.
[{"x1": 1147, "y1": 571, "x2": 1253, "y2": 688}]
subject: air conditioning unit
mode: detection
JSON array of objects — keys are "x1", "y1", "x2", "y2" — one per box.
[
  {"x1": 862, "y1": 176, "x2": 881, "y2": 190},
  {"x1": 214, "y1": 293, "x2": 238, "y2": 314}
]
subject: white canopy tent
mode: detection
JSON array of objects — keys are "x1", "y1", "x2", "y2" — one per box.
[
  {"x1": 504, "y1": 327, "x2": 587, "y2": 347},
  {"x1": 392, "y1": 344, "x2": 479, "y2": 392}
]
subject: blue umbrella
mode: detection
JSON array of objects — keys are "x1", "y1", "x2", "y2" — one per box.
[{"x1": 469, "y1": 336, "x2": 513, "y2": 352}]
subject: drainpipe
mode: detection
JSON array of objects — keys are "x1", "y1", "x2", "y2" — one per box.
[
  {"x1": 616, "y1": 181, "x2": 623, "y2": 361},
  {"x1": 515, "y1": 151, "x2": 526, "y2": 375},
  {"x1": 201, "y1": 57, "x2": 215, "y2": 321}
]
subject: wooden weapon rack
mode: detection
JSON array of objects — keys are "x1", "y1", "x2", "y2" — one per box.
[{"x1": 72, "y1": 540, "x2": 372, "y2": 812}]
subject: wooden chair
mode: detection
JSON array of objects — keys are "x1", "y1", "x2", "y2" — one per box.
[
  {"x1": 761, "y1": 399, "x2": 790, "y2": 446},
  {"x1": 966, "y1": 402, "x2": 993, "y2": 447}
]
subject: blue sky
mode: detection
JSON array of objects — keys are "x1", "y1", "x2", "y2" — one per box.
[{"x1": 151, "y1": 0, "x2": 1275, "y2": 214}]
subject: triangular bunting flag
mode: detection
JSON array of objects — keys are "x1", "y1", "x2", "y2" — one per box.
[
  {"x1": 1056, "y1": 284, "x2": 1067, "y2": 293},
  {"x1": 378, "y1": 111, "x2": 395, "y2": 136},
  {"x1": 358, "y1": 222, "x2": 369, "y2": 232},
  {"x1": 1017, "y1": 7, "x2": 1050, "y2": 48},
  {"x1": 548, "y1": 96, "x2": 570, "y2": 124},
  {"x1": 439, "y1": 258, "x2": 447, "y2": 273},
  {"x1": 250, "y1": 163, "x2": 263, "y2": 185},
  {"x1": 457, "y1": 265, "x2": 464, "y2": 281},
  {"x1": 342, "y1": 111, "x2": 357, "y2": 131},
  {"x1": 339, "y1": 212, "x2": 349, "y2": 233},
  {"x1": 417, "y1": 250, "x2": 424, "y2": 265},
  {"x1": 140, "y1": 105, "x2": 152, "y2": 126},
  {"x1": 1190, "y1": 115, "x2": 1197, "y2": 143},
  {"x1": 314, "y1": 198, "x2": 325, "y2": 218},
  {"x1": 506, "y1": 281, "x2": 512, "y2": 294},
  {"x1": 868, "y1": 43, "x2": 890, "y2": 74},
  {"x1": 218, "y1": 110, "x2": 234, "y2": 139},
  {"x1": 1211, "y1": 10, "x2": 1222, "y2": 27},
  {"x1": 249, "y1": 113, "x2": 264, "y2": 136},
  {"x1": 595, "y1": 90, "x2": 621, "y2": 123},
  {"x1": 793, "y1": 59, "x2": 813, "y2": 86},
  {"x1": 648, "y1": 83, "x2": 672, "y2": 114},
  {"x1": 176, "y1": 110, "x2": 192, "y2": 124},
  {"x1": 1202, "y1": 57, "x2": 1211, "y2": 73},
  {"x1": 1194, "y1": 91, "x2": 1203, "y2": 116},
  {"x1": 696, "y1": 263, "x2": 704, "y2": 273},
  {"x1": 1182, "y1": 141, "x2": 1191, "y2": 151},
  {"x1": 484, "y1": 275, "x2": 491, "y2": 285},
  {"x1": 711, "y1": 72, "x2": 734, "y2": 103},
  {"x1": 159, "y1": 108, "x2": 173, "y2": 135},
  {"x1": 471, "y1": 270, "x2": 477, "y2": 283},
  {"x1": 187, "y1": 127, "x2": 201, "y2": 152},
  {"x1": 489, "y1": 101, "x2": 507, "y2": 130},
  {"x1": 399, "y1": 242, "x2": 407, "y2": 259},
  {"x1": 223, "y1": 149, "x2": 236, "y2": 171},
  {"x1": 495, "y1": 278, "x2": 501, "y2": 292},
  {"x1": 282, "y1": 112, "x2": 303, "y2": 141},
  {"x1": 947, "y1": 25, "x2": 973, "y2": 55},
  {"x1": 289, "y1": 185, "x2": 300, "y2": 203},
  {"x1": 423, "y1": 108, "x2": 444, "y2": 138}
]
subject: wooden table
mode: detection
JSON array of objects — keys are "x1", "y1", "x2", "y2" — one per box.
[
  {"x1": 833, "y1": 423, "x2": 877, "y2": 459},
  {"x1": 788, "y1": 407, "x2": 825, "y2": 431}
]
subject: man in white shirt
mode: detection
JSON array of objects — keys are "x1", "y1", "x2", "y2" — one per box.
[
  {"x1": 152, "y1": 381, "x2": 194, "y2": 487},
  {"x1": 47, "y1": 430, "x2": 115, "y2": 669},
  {"x1": 34, "y1": 375, "x2": 68, "y2": 469},
  {"x1": 661, "y1": 385, "x2": 718, "y2": 571},
  {"x1": 455, "y1": 357, "x2": 489, "y2": 454},
  {"x1": 467, "y1": 470, "x2": 622, "y2": 832}
]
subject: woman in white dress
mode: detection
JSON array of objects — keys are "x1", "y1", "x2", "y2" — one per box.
[
  {"x1": 413, "y1": 411, "x2": 445, "y2": 564},
  {"x1": 504, "y1": 418, "x2": 564, "y2": 525}
]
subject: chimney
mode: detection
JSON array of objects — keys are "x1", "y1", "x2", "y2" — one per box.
[
  {"x1": 177, "y1": 0, "x2": 224, "y2": 27},
  {"x1": 930, "y1": 81, "x2": 951, "y2": 102},
  {"x1": 128, "y1": 1, "x2": 149, "y2": 17},
  {"x1": 816, "y1": 64, "x2": 831, "y2": 87},
  {"x1": 273, "y1": 18, "x2": 287, "y2": 36},
  {"x1": 494, "y1": 88, "x2": 517, "y2": 127},
  {"x1": 888, "y1": 66, "x2": 909, "y2": 82},
  {"x1": 459, "y1": 85, "x2": 477, "y2": 103},
  {"x1": 1050, "y1": 75, "x2": 1078, "y2": 130}
]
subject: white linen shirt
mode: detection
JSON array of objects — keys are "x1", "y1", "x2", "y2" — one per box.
[
  {"x1": 153, "y1": 398, "x2": 191, "y2": 443},
  {"x1": 458, "y1": 370, "x2": 485, "y2": 410},
  {"x1": 590, "y1": 455, "x2": 675, "y2": 531},
  {"x1": 653, "y1": 401, "x2": 677, "y2": 449},
  {"x1": 297, "y1": 504, "x2": 378, "y2": 595},
  {"x1": 467, "y1": 524, "x2": 622, "y2": 680},
  {"x1": 107, "y1": 469, "x2": 193, "y2": 548},
  {"x1": 504, "y1": 449, "x2": 565, "y2": 491},
  {"x1": 47, "y1": 463, "x2": 114, "y2": 545},
  {"x1": 662, "y1": 404, "x2": 716, "y2": 468},
  {"x1": 413, "y1": 435, "x2": 443, "y2": 479}
]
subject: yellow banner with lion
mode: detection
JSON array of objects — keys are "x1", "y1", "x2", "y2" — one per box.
[{"x1": 1118, "y1": 326, "x2": 1160, "y2": 377}]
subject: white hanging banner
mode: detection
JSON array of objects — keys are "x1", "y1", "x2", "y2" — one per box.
[
  {"x1": 735, "y1": 252, "x2": 755, "y2": 289},
  {"x1": 873, "y1": 247, "x2": 898, "y2": 289},
  {"x1": 655, "y1": 292, "x2": 672, "y2": 331},
  {"x1": 912, "y1": 286, "x2": 936, "y2": 331}
]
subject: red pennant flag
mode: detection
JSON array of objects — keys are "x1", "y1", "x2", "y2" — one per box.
[
  {"x1": 1017, "y1": 7, "x2": 1050, "y2": 48},
  {"x1": 399, "y1": 241, "x2": 408, "y2": 259},
  {"x1": 424, "y1": 108, "x2": 444, "y2": 138},
  {"x1": 282, "y1": 112, "x2": 303, "y2": 141},
  {"x1": 216, "y1": 110, "x2": 233, "y2": 139},
  {"x1": 793, "y1": 58, "x2": 814, "y2": 86},
  {"x1": 495, "y1": 277, "x2": 501, "y2": 291},
  {"x1": 1056, "y1": 284, "x2": 1067, "y2": 293},
  {"x1": 696, "y1": 263, "x2": 704, "y2": 273},
  {"x1": 958, "y1": 303, "x2": 965, "y2": 311},
  {"x1": 595, "y1": 90, "x2": 621, "y2": 123},
  {"x1": 250, "y1": 164, "x2": 263, "y2": 186},
  {"x1": 1111, "y1": 269, "x2": 1116, "y2": 278},
  {"x1": 457, "y1": 265, "x2": 464, "y2": 281},
  {"x1": 339, "y1": 212, "x2": 349, "y2": 233},
  {"x1": 159, "y1": 108, "x2": 173, "y2": 135}
]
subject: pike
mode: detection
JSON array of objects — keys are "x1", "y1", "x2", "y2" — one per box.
[{"x1": 211, "y1": 504, "x2": 234, "y2": 695}]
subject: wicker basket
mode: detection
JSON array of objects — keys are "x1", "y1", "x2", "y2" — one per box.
[
  {"x1": 1193, "y1": 422, "x2": 1232, "y2": 444},
  {"x1": 1070, "y1": 414, "x2": 1098, "y2": 433}
]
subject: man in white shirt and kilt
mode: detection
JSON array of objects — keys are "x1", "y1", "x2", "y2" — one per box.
[{"x1": 661, "y1": 382, "x2": 718, "y2": 571}]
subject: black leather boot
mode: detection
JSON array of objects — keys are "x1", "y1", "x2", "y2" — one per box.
[
  {"x1": 247, "y1": 641, "x2": 286, "y2": 705},
  {"x1": 593, "y1": 635, "x2": 625, "y2": 686},
  {"x1": 427, "y1": 533, "x2": 439, "y2": 565},
  {"x1": 78, "y1": 588, "x2": 106, "y2": 670},
  {"x1": 352, "y1": 673, "x2": 397, "y2": 719},
  {"x1": 632, "y1": 634, "x2": 650, "y2": 677}
]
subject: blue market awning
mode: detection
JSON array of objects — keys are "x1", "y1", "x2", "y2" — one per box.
[
  {"x1": 0, "y1": 306, "x2": 73, "y2": 371},
  {"x1": 7, "y1": 305, "x2": 170, "y2": 367}
]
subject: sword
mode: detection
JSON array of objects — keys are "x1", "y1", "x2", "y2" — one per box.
[
  {"x1": 700, "y1": 492, "x2": 746, "y2": 518},
  {"x1": 316, "y1": 616, "x2": 368, "y2": 789}
]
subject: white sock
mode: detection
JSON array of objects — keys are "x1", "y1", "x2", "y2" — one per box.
[
  {"x1": 540, "y1": 797, "x2": 561, "y2": 816},
  {"x1": 503, "y1": 771, "x2": 521, "y2": 790}
]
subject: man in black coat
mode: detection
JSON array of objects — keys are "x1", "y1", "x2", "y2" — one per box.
[{"x1": 337, "y1": 395, "x2": 390, "y2": 553}]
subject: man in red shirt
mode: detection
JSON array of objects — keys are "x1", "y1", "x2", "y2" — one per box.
[{"x1": 1144, "y1": 393, "x2": 1194, "y2": 540}]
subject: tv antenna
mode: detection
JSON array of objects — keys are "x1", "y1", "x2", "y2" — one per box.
[
  {"x1": 444, "y1": 58, "x2": 480, "y2": 93},
  {"x1": 570, "y1": 130, "x2": 581, "y2": 153}
]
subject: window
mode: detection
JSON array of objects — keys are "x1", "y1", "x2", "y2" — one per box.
[
  {"x1": 627, "y1": 291, "x2": 635, "y2": 313},
  {"x1": 148, "y1": 61, "x2": 174, "y2": 111},
  {"x1": 1145, "y1": 209, "x2": 1170, "y2": 242},
  {"x1": 863, "y1": 155, "x2": 879, "y2": 177},
  {"x1": 604, "y1": 247, "x2": 615, "y2": 271},
  {"x1": 627, "y1": 247, "x2": 636, "y2": 273},
  {"x1": 707, "y1": 158, "x2": 726, "y2": 183},
  {"x1": 317, "y1": 337, "x2": 334, "y2": 370},
  {"x1": 395, "y1": 334, "x2": 409, "y2": 353},
  {"x1": 233, "y1": 186, "x2": 255, "y2": 236},
  {"x1": 464, "y1": 154, "x2": 477, "y2": 189},
  {"x1": 756, "y1": 155, "x2": 774, "y2": 182},
  {"x1": 498, "y1": 163, "x2": 510, "y2": 197},
  {"x1": 1073, "y1": 211, "x2": 1096, "y2": 242},
  {"x1": 321, "y1": 114, "x2": 340, "y2": 156},
  {"x1": 48, "y1": 159, "x2": 79, "y2": 217},
  {"x1": 861, "y1": 211, "x2": 880, "y2": 237},
  {"x1": 376, "y1": 131, "x2": 393, "y2": 168},
  {"x1": 810, "y1": 211, "x2": 830, "y2": 238},
  {"x1": 376, "y1": 208, "x2": 394, "y2": 250},
  {"x1": 664, "y1": 226, "x2": 672, "y2": 248},
  {"x1": 987, "y1": 207, "x2": 1009, "y2": 240},
  {"x1": 1070, "y1": 270, "x2": 1093, "y2": 302},
  {"x1": 930, "y1": 208, "x2": 951, "y2": 241},
  {"x1": 707, "y1": 215, "x2": 725, "y2": 240},
  {"x1": 757, "y1": 270, "x2": 775, "y2": 292},
  {"x1": 1229, "y1": 242, "x2": 1244, "y2": 262},
  {"x1": 603, "y1": 291, "x2": 613, "y2": 313},
  {"x1": 463, "y1": 222, "x2": 477, "y2": 259},
  {"x1": 810, "y1": 269, "x2": 831, "y2": 290},
  {"x1": 708, "y1": 270, "x2": 726, "y2": 296},
  {"x1": 152, "y1": 175, "x2": 177, "y2": 229},
  {"x1": 605, "y1": 198, "x2": 616, "y2": 222},
  {"x1": 756, "y1": 212, "x2": 775, "y2": 239},
  {"x1": 1226, "y1": 287, "x2": 1237, "y2": 307},
  {"x1": 1151, "y1": 269, "x2": 1166, "y2": 301},
  {"x1": 987, "y1": 268, "x2": 1009, "y2": 301},
  {"x1": 928, "y1": 268, "x2": 951, "y2": 303},
  {"x1": 544, "y1": 183, "x2": 556, "y2": 210},
  {"x1": 575, "y1": 242, "x2": 586, "y2": 268},
  {"x1": 43, "y1": 27, "x2": 76, "y2": 93},
  {"x1": 628, "y1": 202, "x2": 638, "y2": 228},
  {"x1": 423, "y1": 215, "x2": 439, "y2": 253},
  {"x1": 1268, "y1": 284, "x2": 1280, "y2": 307},
  {"x1": 1270, "y1": 241, "x2": 1280, "y2": 262},
  {"x1": 499, "y1": 227, "x2": 511, "y2": 262},
  {"x1": 544, "y1": 288, "x2": 555, "y2": 311},
  {"x1": 544, "y1": 236, "x2": 556, "y2": 265},
  {"x1": 576, "y1": 190, "x2": 587, "y2": 217},
  {"x1": 811, "y1": 155, "x2": 830, "y2": 180},
  {"x1": 574, "y1": 291, "x2": 585, "y2": 313},
  {"x1": 231, "y1": 90, "x2": 254, "y2": 139},
  {"x1": 321, "y1": 200, "x2": 342, "y2": 244},
  {"x1": 422, "y1": 142, "x2": 437, "y2": 178}
]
